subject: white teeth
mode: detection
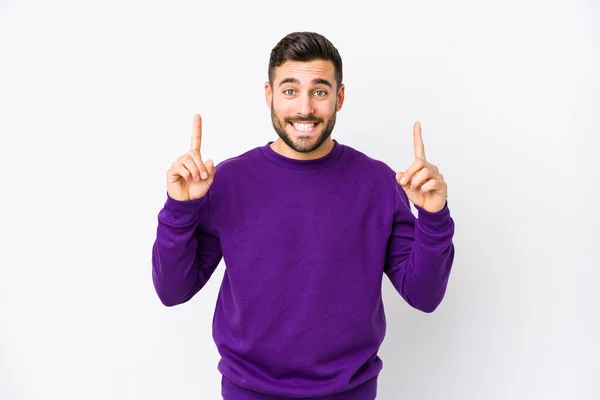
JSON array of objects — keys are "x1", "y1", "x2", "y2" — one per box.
[{"x1": 293, "y1": 122, "x2": 315, "y2": 131}]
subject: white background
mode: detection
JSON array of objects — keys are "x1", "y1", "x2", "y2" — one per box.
[{"x1": 1, "y1": 0, "x2": 598, "y2": 399}]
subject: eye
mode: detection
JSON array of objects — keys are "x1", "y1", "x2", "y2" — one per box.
[
  {"x1": 283, "y1": 89, "x2": 296, "y2": 96},
  {"x1": 314, "y1": 90, "x2": 327, "y2": 97}
]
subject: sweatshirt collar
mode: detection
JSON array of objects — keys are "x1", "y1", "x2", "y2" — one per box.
[{"x1": 260, "y1": 139, "x2": 344, "y2": 170}]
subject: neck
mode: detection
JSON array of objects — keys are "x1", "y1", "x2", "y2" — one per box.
[{"x1": 270, "y1": 138, "x2": 335, "y2": 160}]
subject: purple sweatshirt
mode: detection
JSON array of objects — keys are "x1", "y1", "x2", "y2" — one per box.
[{"x1": 152, "y1": 139, "x2": 455, "y2": 399}]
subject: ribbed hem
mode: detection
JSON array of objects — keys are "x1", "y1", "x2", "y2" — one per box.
[{"x1": 221, "y1": 374, "x2": 378, "y2": 400}]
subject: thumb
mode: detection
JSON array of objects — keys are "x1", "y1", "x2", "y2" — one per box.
[
  {"x1": 205, "y1": 159, "x2": 215, "y2": 173},
  {"x1": 205, "y1": 159, "x2": 216, "y2": 184},
  {"x1": 395, "y1": 171, "x2": 408, "y2": 188}
]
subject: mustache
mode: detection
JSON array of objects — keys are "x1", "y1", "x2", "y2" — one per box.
[{"x1": 287, "y1": 116, "x2": 322, "y2": 124}]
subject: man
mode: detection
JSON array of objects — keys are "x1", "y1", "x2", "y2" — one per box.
[{"x1": 152, "y1": 31, "x2": 455, "y2": 400}]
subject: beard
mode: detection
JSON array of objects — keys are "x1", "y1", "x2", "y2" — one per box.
[{"x1": 270, "y1": 99, "x2": 337, "y2": 154}]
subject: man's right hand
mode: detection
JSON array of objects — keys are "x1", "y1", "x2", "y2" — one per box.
[{"x1": 167, "y1": 114, "x2": 216, "y2": 201}]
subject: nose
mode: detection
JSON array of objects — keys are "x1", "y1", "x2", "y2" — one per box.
[{"x1": 296, "y1": 92, "x2": 314, "y2": 116}]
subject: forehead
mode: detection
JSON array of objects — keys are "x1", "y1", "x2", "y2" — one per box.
[{"x1": 273, "y1": 59, "x2": 335, "y2": 84}]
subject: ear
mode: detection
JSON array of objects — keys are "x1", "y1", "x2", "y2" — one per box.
[
  {"x1": 335, "y1": 83, "x2": 345, "y2": 111},
  {"x1": 264, "y1": 81, "x2": 272, "y2": 109}
]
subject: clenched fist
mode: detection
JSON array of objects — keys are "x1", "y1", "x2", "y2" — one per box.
[{"x1": 167, "y1": 114, "x2": 216, "y2": 201}]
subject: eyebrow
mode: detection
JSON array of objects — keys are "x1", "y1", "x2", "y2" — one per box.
[{"x1": 278, "y1": 77, "x2": 333, "y2": 88}]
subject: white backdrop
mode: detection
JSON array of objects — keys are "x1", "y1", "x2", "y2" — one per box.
[{"x1": 1, "y1": 0, "x2": 598, "y2": 399}]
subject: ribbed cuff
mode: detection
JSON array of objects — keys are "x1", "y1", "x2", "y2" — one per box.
[
  {"x1": 414, "y1": 201, "x2": 453, "y2": 233},
  {"x1": 161, "y1": 192, "x2": 205, "y2": 225}
]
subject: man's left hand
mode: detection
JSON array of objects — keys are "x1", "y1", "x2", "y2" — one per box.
[{"x1": 396, "y1": 121, "x2": 448, "y2": 213}]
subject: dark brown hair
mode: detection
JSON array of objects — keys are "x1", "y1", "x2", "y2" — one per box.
[{"x1": 268, "y1": 32, "x2": 343, "y2": 89}]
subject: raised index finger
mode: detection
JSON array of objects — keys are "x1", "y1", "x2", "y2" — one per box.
[
  {"x1": 191, "y1": 114, "x2": 202, "y2": 153},
  {"x1": 413, "y1": 121, "x2": 426, "y2": 160}
]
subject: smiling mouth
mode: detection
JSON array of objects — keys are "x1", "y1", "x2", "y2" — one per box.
[{"x1": 289, "y1": 121, "x2": 320, "y2": 133}]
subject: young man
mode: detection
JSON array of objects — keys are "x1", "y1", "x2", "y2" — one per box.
[{"x1": 152, "y1": 32, "x2": 455, "y2": 400}]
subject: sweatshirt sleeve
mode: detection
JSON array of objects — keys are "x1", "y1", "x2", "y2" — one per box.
[
  {"x1": 384, "y1": 180, "x2": 455, "y2": 313},
  {"x1": 151, "y1": 191, "x2": 223, "y2": 307}
]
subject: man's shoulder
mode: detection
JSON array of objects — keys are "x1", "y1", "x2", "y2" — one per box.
[
  {"x1": 214, "y1": 145, "x2": 264, "y2": 172},
  {"x1": 340, "y1": 142, "x2": 395, "y2": 176}
]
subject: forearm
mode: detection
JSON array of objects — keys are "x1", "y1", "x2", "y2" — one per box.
[
  {"x1": 386, "y1": 202, "x2": 455, "y2": 313},
  {"x1": 152, "y1": 195, "x2": 221, "y2": 306}
]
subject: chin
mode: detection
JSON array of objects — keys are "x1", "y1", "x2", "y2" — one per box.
[
  {"x1": 289, "y1": 132, "x2": 331, "y2": 154},
  {"x1": 289, "y1": 128, "x2": 322, "y2": 144}
]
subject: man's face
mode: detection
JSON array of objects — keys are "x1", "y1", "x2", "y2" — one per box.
[{"x1": 265, "y1": 59, "x2": 344, "y2": 154}]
